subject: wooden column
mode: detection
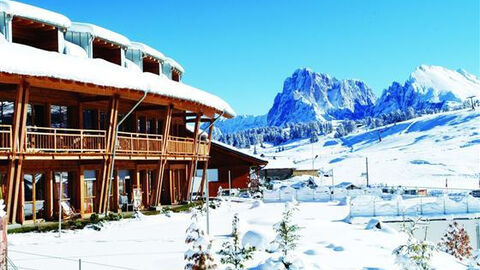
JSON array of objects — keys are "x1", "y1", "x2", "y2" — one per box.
[
  {"x1": 112, "y1": 170, "x2": 119, "y2": 212},
  {"x1": 99, "y1": 96, "x2": 119, "y2": 214},
  {"x1": 154, "y1": 105, "x2": 172, "y2": 206},
  {"x1": 185, "y1": 113, "x2": 201, "y2": 201},
  {"x1": 199, "y1": 119, "x2": 214, "y2": 196},
  {"x1": 45, "y1": 171, "x2": 53, "y2": 220},
  {"x1": 8, "y1": 82, "x2": 29, "y2": 223},
  {"x1": 78, "y1": 167, "x2": 85, "y2": 217}
]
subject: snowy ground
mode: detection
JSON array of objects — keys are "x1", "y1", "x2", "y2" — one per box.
[
  {"x1": 8, "y1": 200, "x2": 465, "y2": 270},
  {"x1": 260, "y1": 109, "x2": 480, "y2": 189}
]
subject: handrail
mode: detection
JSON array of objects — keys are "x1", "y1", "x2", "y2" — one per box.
[
  {"x1": 0, "y1": 124, "x2": 12, "y2": 151},
  {"x1": 116, "y1": 131, "x2": 163, "y2": 154},
  {"x1": 25, "y1": 126, "x2": 106, "y2": 153}
]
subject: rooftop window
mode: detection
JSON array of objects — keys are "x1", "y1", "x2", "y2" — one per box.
[{"x1": 12, "y1": 17, "x2": 58, "y2": 52}]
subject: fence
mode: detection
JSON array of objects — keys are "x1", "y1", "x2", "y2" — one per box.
[
  {"x1": 349, "y1": 194, "x2": 480, "y2": 217},
  {"x1": 263, "y1": 187, "x2": 383, "y2": 202}
]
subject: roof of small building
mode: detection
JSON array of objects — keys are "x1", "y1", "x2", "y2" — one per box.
[
  {"x1": 211, "y1": 140, "x2": 268, "y2": 165},
  {"x1": 0, "y1": 41, "x2": 235, "y2": 118},
  {"x1": 165, "y1": 57, "x2": 185, "y2": 74},
  {"x1": 129, "y1": 42, "x2": 166, "y2": 62},
  {"x1": 0, "y1": 0, "x2": 71, "y2": 28},
  {"x1": 69, "y1": 22, "x2": 130, "y2": 46}
]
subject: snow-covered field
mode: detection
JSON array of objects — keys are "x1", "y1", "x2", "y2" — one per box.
[
  {"x1": 8, "y1": 200, "x2": 465, "y2": 270},
  {"x1": 260, "y1": 109, "x2": 480, "y2": 189}
]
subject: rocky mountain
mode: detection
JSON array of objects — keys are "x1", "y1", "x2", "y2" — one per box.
[
  {"x1": 374, "y1": 65, "x2": 480, "y2": 115},
  {"x1": 211, "y1": 114, "x2": 267, "y2": 136},
  {"x1": 267, "y1": 68, "x2": 376, "y2": 126}
]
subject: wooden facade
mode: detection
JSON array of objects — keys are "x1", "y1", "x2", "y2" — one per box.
[
  {"x1": 0, "y1": 1, "x2": 233, "y2": 225},
  {"x1": 0, "y1": 75, "x2": 221, "y2": 224},
  {"x1": 207, "y1": 142, "x2": 267, "y2": 196}
]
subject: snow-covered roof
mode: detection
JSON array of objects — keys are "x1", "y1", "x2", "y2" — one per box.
[
  {"x1": 69, "y1": 22, "x2": 130, "y2": 46},
  {"x1": 165, "y1": 57, "x2": 185, "y2": 74},
  {"x1": 211, "y1": 140, "x2": 268, "y2": 164},
  {"x1": 0, "y1": 41, "x2": 235, "y2": 118},
  {"x1": 129, "y1": 42, "x2": 166, "y2": 62},
  {"x1": 0, "y1": 0, "x2": 71, "y2": 28}
]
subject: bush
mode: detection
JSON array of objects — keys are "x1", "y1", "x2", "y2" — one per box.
[{"x1": 89, "y1": 213, "x2": 101, "y2": 223}]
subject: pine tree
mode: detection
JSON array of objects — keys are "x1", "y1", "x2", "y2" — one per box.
[
  {"x1": 185, "y1": 210, "x2": 217, "y2": 270},
  {"x1": 438, "y1": 221, "x2": 472, "y2": 261},
  {"x1": 219, "y1": 214, "x2": 255, "y2": 269},
  {"x1": 271, "y1": 202, "x2": 301, "y2": 269},
  {"x1": 393, "y1": 219, "x2": 435, "y2": 270}
]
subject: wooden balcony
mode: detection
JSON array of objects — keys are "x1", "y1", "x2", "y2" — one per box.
[
  {"x1": 167, "y1": 136, "x2": 195, "y2": 156},
  {"x1": 21, "y1": 126, "x2": 209, "y2": 158},
  {"x1": 116, "y1": 132, "x2": 163, "y2": 155},
  {"x1": 25, "y1": 126, "x2": 106, "y2": 153},
  {"x1": 0, "y1": 125, "x2": 12, "y2": 152}
]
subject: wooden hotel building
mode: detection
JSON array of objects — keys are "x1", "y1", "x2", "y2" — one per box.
[{"x1": 0, "y1": 1, "x2": 235, "y2": 224}]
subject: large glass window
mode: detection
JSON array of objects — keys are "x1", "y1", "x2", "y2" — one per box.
[
  {"x1": 0, "y1": 102, "x2": 14, "y2": 125},
  {"x1": 23, "y1": 173, "x2": 46, "y2": 221},
  {"x1": 51, "y1": 105, "x2": 68, "y2": 128},
  {"x1": 83, "y1": 109, "x2": 96, "y2": 129},
  {"x1": 118, "y1": 170, "x2": 131, "y2": 209},
  {"x1": 83, "y1": 170, "x2": 97, "y2": 214}
]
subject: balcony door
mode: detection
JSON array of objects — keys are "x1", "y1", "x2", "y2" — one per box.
[
  {"x1": 23, "y1": 173, "x2": 46, "y2": 222},
  {"x1": 83, "y1": 170, "x2": 97, "y2": 214}
]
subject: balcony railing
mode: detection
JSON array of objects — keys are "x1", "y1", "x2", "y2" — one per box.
[
  {"x1": 0, "y1": 125, "x2": 12, "y2": 151},
  {"x1": 21, "y1": 126, "x2": 209, "y2": 157},
  {"x1": 166, "y1": 136, "x2": 210, "y2": 157},
  {"x1": 116, "y1": 131, "x2": 163, "y2": 155},
  {"x1": 25, "y1": 126, "x2": 106, "y2": 153}
]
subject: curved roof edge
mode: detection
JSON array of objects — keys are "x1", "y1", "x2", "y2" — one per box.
[
  {"x1": 129, "y1": 42, "x2": 166, "y2": 62},
  {"x1": 165, "y1": 57, "x2": 185, "y2": 74},
  {"x1": 0, "y1": 0, "x2": 71, "y2": 28},
  {"x1": 69, "y1": 22, "x2": 130, "y2": 46}
]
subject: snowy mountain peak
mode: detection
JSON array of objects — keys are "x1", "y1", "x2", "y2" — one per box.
[
  {"x1": 268, "y1": 68, "x2": 376, "y2": 126},
  {"x1": 374, "y1": 65, "x2": 480, "y2": 115}
]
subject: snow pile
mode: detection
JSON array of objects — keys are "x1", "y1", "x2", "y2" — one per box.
[
  {"x1": 69, "y1": 22, "x2": 130, "y2": 46},
  {"x1": 0, "y1": 0, "x2": 71, "y2": 28},
  {"x1": 0, "y1": 41, "x2": 235, "y2": 117},
  {"x1": 63, "y1": 40, "x2": 87, "y2": 58}
]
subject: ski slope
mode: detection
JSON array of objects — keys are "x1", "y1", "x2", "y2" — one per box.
[{"x1": 260, "y1": 109, "x2": 480, "y2": 189}]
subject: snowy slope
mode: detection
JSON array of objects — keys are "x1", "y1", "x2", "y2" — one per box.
[
  {"x1": 257, "y1": 109, "x2": 480, "y2": 189},
  {"x1": 267, "y1": 68, "x2": 376, "y2": 126},
  {"x1": 375, "y1": 65, "x2": 480, "y2": 115}
]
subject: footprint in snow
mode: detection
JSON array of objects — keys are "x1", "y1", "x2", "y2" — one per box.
[
  {"x1": 304, "y1": 249, "x2": 318, "y2": 255},
  {"x1": 326, "y1": 243, "x2": 344, "y2": 252}
]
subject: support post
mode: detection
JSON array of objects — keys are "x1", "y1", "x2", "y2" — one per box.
[
  {"x1": 185, "y1": 113, "x2": 201, "y2": 201},
  {"x1": 154, "y1": 105, "x2": 172, "y2": 206}
]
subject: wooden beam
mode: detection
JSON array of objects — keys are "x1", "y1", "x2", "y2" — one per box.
[
  {"x1": 154, "y1": 105, "x2": 172, "y2": 205},
  {"x1": 185, "y1": 113, "x2": 201, "y2": 201},
  {"x1": 79, "y1": 96, "x2": 111, "y2": 103},
  {"x1": 186, "y1": 118, "x2": 212, "y2": 123}
]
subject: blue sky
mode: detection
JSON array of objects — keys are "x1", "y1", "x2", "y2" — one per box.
[{"x1": 21, "y1": 0, "x2": 479, "y2": 115}]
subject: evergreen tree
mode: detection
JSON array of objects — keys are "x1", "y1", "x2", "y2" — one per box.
[
  {"x1": 438, "y1": 221, "x2": 472, "y2": 261},
  {"x1": 219, "y1": 214, "x2": 255, "y2": 269},
  {"x1": 185, "y1": 210, "x2": 217, "y2": 270},
  {"x1": 310, "y1": 131, "x2": 319, "y2": 143},
  {"x1": 393, "y1": 219, "x2": 435, "y2": 270},
  {"x1": 271, "y1": 202, "x2": 301, "y2": 269}
]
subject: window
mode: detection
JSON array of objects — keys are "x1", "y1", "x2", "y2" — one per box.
[
  {"x1": 23, "y1": 173, "x2": 46, "y2": 221},
  {"x1": 51, "y1": 105, "x2": 68, "y2": 128},
  {"x1": 0, "y1": 102, "x2": 14, "y2": 125},
  {"x1": 196, "y1": 169, "x2": 219, "y2": 182},
  {"x1": 83, "y1": 109, "x2": 96, "y2": 129},
  {"x1": 83, "y1": 170, "x2": 97, "y2": 213}
]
